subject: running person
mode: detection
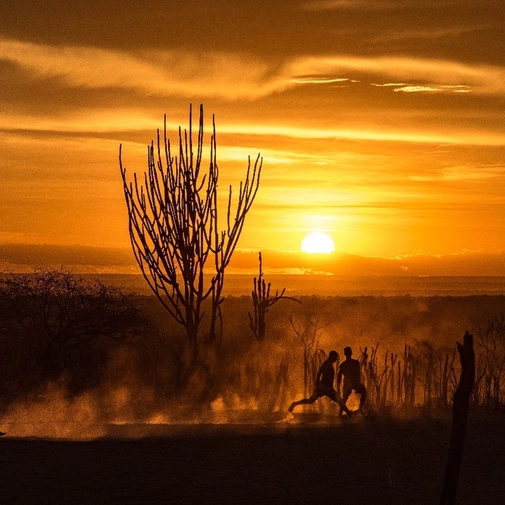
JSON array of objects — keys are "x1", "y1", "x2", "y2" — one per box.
[
  {"x1": 337, "y1": 346, "x2": 367, "y2": 415},
  {"x1": 288, "y1": 350, "x2": 352, "y2": 416}
]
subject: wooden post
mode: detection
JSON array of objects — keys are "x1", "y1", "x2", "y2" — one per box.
[{"x1": 440, "y1": 331, "x2": 475, "y2": 505}]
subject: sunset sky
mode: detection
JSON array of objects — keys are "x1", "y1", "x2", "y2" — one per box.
[{"x1": 1, "y1": 0, "x2": 505, "y2": 275}]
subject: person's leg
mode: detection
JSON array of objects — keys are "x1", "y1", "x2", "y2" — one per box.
[
  {"x1": 289, "y1": 392, "x2": 319, "y2": 412},
  {"x1": 339, "y1": 386, "x2": 352, "y2": 415},
  {"x1": 330, "y1": 389, "x2": 352, "y2": 416},
  {"x1": 337, "y1": 397, "x2": 352, "y2": 416},
  {"x1": 356, "y1": 383, "x2": 367, "y2": 414},
  {"x1": 288, "y1": 397, "x2": 313, "y2": 412}
]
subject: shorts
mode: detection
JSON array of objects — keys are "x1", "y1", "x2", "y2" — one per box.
[
  {"x1": 311, "y1": 383, "x2": 343, "y2": 403},
  {"x1": 343, "y1": 382, "x2": 366, "y2": 398}
]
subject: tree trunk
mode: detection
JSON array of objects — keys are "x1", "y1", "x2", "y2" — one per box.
[{"x1": 440, "y1": 331, "x2": 475, "y2": 505}]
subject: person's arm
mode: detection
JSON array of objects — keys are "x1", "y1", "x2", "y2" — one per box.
[{"x1": 316, "y1": 365, "x2": 323, "y2": 384}]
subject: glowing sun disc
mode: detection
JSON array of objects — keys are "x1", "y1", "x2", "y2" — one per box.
[{"x1": 301, "y1": 232, "x2": 335, "y2": 254}]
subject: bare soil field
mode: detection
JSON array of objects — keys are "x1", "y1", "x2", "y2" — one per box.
[{"x1": 1, "y1": 412, "x2": 504, "y2": 505}]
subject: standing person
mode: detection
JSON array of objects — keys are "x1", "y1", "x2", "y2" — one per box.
[
  {"x1": 337, "y1": 346, "x2": 367, "y2": 415},
  {"x1": 288, "y1": 350, "x2": 352, "y2": 416}
]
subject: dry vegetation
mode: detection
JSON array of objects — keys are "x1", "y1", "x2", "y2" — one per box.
[
  {"x1": 1, "y1": 270, "x2": 505, "y2": 504},
  {"x1": 1, "y1": 270, "x2": 504, "y2": 431}
]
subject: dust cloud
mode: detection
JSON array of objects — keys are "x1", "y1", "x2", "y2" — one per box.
[{"x1": 1, "y1": 294, "x2": 503, "y2": 439}]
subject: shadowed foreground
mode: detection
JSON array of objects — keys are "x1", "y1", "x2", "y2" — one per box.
[{"x1": 0, "y1": 415, "x2": 503, "y2": 505}]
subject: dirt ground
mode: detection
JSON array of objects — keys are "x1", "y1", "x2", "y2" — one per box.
[{"x1": 0, "y1": 412, "x2": 504, "y2": 505}]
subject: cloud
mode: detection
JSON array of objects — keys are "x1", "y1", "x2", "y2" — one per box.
[
  {"x1": 286, "y1": 55, "x2": 505, "y2": 95},
  {"x1": 3, "y1": 36, "x2": 505, "y2": 105},
  {"x1": 230, "y1": 248, "x2": 505, "y2": 277},
  {"x1": 371, "y1": 82, "x2": 472, "y2": 93},
  {"x1": 302, "y1": 0, "x2": 410, "y2": 10},
  {"x1": 290, "y1": 76, "x2": 357, "y2": 85},
  {"x1": 0, "y1": 244, "x2": 136, "y2": 273},
  {"x1": 0, "y1": 38, "x2": 285, "y2": 100},
  {"x1": 410, "y1": 164, "x2": 505, "y2": 182},
  {"x1": 221, "y1": 122, "x2": 504, "y2": 146}
]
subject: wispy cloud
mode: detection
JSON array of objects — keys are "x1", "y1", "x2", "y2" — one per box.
[
  {"x1": 286, "y1": 55, "x2": 505, "y2": 95},
  {"x1": 290, "y1": 76, "x2": 357, "y2": 85},
  {"x1": 220, "y1": 123, "x2": 505, "y2": 146},
  {"x1": 0, "y1": 39, "x2": 284, "y2": 100},
  {"x1": 302, "y1": 0, "x2": 411, "y2": 11},
  {"x1": 371, "y1": 83, "x2": 472, "y2": 93},
  {"x1": 2, "y1": 37, "x2": 505, "y2": 104},
  {"x1": 410, "y1": 164, "x2": 505, "y2": 182},
  {"x1": 302, "y1": 0, "x2": 482, "y2": 12}
]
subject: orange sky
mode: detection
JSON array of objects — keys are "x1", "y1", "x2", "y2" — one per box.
[{"x1": 1, "y1": 1, "x2": 505, "y2": 274}]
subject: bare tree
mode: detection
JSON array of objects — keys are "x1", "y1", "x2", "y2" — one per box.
[
  {"x1": 474, "y1": 315, "x2": 505, "y2": 409},
  {"x1": 248, "y1": 252, "x2": 299, "y2": 341},
  {"x1": 119, "y1": 105, "x2": 262, "y2": 363},
  {"x1": 289, "y1": 316, "x2": 328, "y2": 398}
]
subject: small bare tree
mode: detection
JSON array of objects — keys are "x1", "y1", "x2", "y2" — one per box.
[
  {"x1": 474, "y1": 315, "x2": 505, "y2": 409},
  {"x1": 248, "y1": 252, "x2": 299, "y2": 341},
  {"x1": 290, "y1": 316, "x2": 329, "y2": 398},
  {"x1": 119, "y1": 105, "x2": 262, "y2": 363}
]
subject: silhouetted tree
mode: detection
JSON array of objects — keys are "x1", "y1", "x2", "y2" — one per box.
[
  {"x1": 119, "y1": 105, "x2": 262, "y2": 363},
  {"x1": 402, "y1": 343, "x2": 417, "y2": 408},
  {"x1": 0, "y1": 268, "x2": 143, "y2": 349},
  {"x1": 0, "y1": 268, "x2": 146, "y2": 399},
  {"x1": 290, "y1": 316, "x2": 328, "y2": 399},
  {"x1": 474, "y1": 315, "x2": 505, "y2": 409},
  {"x1": 248, "y1": 252, "x2": 299, "y2": 340}
]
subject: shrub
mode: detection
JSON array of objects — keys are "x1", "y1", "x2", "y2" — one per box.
[{"x1": 0, "y1": 268, "x2": 148, "y2": 402}]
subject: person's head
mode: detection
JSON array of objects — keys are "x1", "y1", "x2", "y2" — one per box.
[
  {"x1": 344, "y1": 346, "x2": 352, "y2": 357},
  {"x1": 328, "y1": 350, "x2": 338, "y2": 362}
]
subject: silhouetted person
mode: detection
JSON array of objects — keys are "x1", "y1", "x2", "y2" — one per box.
[
  {"x1": 337, "y1": 346, "x2": 367, "y2": 415},
  {"x1": 288, "y1": 350, "x2": 352, "y2": 416}
]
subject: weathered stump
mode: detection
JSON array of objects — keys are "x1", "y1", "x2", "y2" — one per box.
[{"x1": 440, "y1": 331, "x2": 475, "y2": 505}]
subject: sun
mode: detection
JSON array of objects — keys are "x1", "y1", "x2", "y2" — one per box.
[{"x1": 301, "y1": 232, "x2": 335, "y2": 254}]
